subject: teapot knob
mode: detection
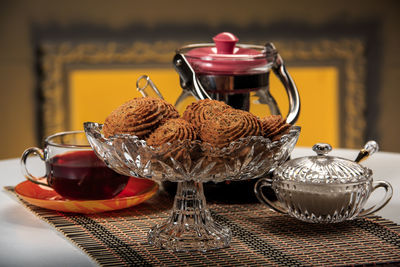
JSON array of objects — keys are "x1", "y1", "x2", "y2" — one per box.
[
  {"x1": 213, "y1": 32, "x2": 238, "y2": 54},
  {"x1": 312, "y1": 143, "x2": 332, "y2": 156}
]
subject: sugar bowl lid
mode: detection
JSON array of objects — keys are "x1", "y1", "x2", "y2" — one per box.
[{"x1": 274, "y1": 142, "x2": 379, "y2": 184}]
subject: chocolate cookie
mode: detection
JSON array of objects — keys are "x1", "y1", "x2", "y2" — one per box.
[
  {"x1": 199, "y1": 109, "x2": 263, "y2": 148},
  {"x1": 146, "y1": 118, "x2": 198, "y2": 160},
  {"x1": 260, "y1": 115, "x2": 291, "y2": 141},
  {"x1": 182, "y1": 99, "x2": 231, "y2": 131},
  {"x1": 146, "y1": 118, "x2": 197, "y2": 146},
  {"x1": 102, "y1": 97, "x2": 179, "y2": 138},
  {"x1": 154, "y1": 98, "x2": 180, "y2": 124}
]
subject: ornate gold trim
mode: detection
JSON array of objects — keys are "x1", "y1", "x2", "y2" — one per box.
[{"x1": 40, "y1": 39, "x2": 366, "y2": 148}]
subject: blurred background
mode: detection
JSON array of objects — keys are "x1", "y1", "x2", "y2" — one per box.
[{"x1": 0, "y1": 0, "x2": 399, "y2": 159}]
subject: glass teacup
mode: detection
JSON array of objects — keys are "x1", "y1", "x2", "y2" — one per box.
[{"x1": 21, "y1": 131, "x2": 130, "y2": 200}]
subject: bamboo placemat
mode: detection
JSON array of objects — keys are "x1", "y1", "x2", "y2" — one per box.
[{"x1": 5, "y1": 186, "x2": 400, "y2": 266}]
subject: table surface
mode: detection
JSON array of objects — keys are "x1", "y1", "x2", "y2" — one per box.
[{"x1": 1, "y1": 147, "x2": 399, "y2": 267}]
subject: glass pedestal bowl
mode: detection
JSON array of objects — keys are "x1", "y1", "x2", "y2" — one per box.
[{"x1": 84, "y1": 122, "x2": 300, "y2": 252}]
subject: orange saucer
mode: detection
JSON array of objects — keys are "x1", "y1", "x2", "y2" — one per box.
[{"x1": 15, "y1": 177, "x2": 158, "y2": 214}]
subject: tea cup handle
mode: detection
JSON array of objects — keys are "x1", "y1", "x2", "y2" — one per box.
[
  {"x1": 20, "y1": 147, "x2": 49, "y2": 187},
  {"x1": 254, "y1": 177, "x2": 288, "y2": 214},
  {"x1": 358, "y1": 180, "x2": 393, "y2": 217}
]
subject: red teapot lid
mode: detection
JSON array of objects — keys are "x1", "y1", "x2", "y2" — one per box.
[{"x1": 183, "y1": 32, "x2": 269, "y2": 75}]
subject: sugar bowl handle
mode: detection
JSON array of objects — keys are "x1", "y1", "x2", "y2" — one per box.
[
  {"x1": 358, "y1": 180, "x2": 393, "y2": 217},
  {"x1": 254, "y1": 177, "x2": 288, "y2": 214}
]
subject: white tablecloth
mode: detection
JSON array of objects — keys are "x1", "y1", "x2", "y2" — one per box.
[{"x1": 0, "y1": 147, "x2": 399, "y2": 266}]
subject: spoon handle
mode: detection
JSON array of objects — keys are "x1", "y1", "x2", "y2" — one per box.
[{"x1": 355, "y1": 140, "x2": 379, "y2": 163}]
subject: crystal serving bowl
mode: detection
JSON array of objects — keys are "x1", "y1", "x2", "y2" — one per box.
[{"x1": 84, "y1": 122, "x2": 301, "y2": 252}]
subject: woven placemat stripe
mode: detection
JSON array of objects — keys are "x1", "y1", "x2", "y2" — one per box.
[
  {"x1": 66, "y1": 215, "x2": 151, "y2": 266},
  {"x1": 357, "y1": 218, "x2": 400, "y2": 248},
  {"x1": 211, "y1": 210, "x2": 303, "y2": 266}
]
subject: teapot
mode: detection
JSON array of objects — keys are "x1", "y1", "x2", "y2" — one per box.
[
  {"x1": 173, "y1": 32, "x2": 300, "y2": 124},
  {"x1": 161, "y1": 32, "x2": 301, "y2": 202}
]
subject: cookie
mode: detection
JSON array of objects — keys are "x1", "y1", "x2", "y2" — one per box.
[
  {"x1": 102, "y1": 97, "x2": 179, "y2": 138},
  {"x1": 146, "y1": 118, "x2": 198, "y2": 160},
  {"x1": 199, "y1": 109, "x2": 263, "y2": 148},
  {"x1": 153, "y1": 98, "x2": 180, "y2": 124},
  {"x1": 146, "y1": 118, "x2": 197, "y2": 146},
  {"x1": 260, "y1": 115, "x2": 291, "y2": 141},
  {"x1": 182, "y1": 99, "x2": 231, "y2": 130}
]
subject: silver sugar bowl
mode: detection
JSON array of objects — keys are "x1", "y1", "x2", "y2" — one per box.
[{"x1": 255, "y1": 141, "x2": 393, "y2": 223}]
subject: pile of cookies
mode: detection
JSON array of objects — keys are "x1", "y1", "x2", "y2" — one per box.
[{"x1": 102, "y1": 97, "x2": 291, "y2": 150}]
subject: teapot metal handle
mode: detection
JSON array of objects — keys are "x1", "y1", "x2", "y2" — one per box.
[
  {"x1": 173, "y1": 53, "x2": 211, "y2": 101},
  {"x1": 266, "y1": 43, "x2": 300, "y2": 125}
]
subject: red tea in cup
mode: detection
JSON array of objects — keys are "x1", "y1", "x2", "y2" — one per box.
[
  {"x1": 21, "y1": 131, "x2": 129, "y2": 200},
  {"x1": 47, "y1": 150, "x2": 129, "y2": 200}
]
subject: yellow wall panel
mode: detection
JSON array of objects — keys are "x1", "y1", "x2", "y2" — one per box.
[{"x1": 70, "y1": 67, "x2": 339, "y2": 147}]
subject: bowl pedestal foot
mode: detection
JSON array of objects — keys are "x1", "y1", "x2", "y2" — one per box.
[{"x1": 148, "y1": 180, "x2": 231, "y2": 252}]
